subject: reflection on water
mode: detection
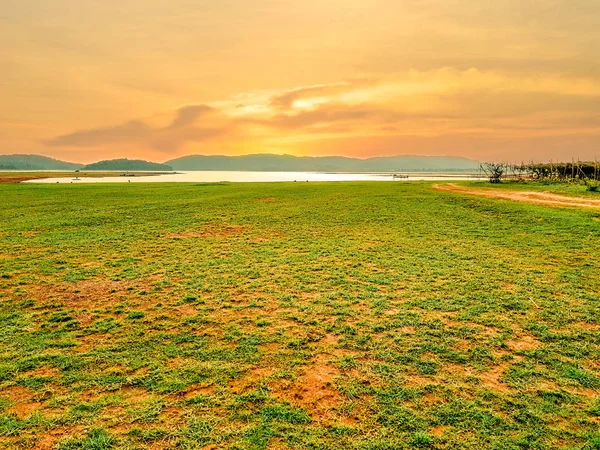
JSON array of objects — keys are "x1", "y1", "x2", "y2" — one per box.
[{"x1": 24, "y1": 171, "x2": 485, "y2": 184}]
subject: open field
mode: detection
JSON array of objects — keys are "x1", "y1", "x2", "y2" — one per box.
[{"x1": 1, "y1": 181, "x2": 599, "y2": 449}]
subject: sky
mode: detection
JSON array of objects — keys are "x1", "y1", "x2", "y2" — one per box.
[{"x1": 1, "y1": 0, "x2": 600, "y2": 163}]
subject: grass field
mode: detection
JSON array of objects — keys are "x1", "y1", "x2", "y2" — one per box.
[{"x1": 1, "y1": 181, "x2": 599, "y2": 449}]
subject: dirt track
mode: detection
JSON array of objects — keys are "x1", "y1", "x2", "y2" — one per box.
[
  {"x1": 0, "y1": 172, "x2": 166, "y2": 184},
  {"x1": 433, "y1": 183, "x2": 600, "y2": 209}
]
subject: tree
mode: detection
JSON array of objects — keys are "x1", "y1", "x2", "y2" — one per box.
[{"x1": 480, "y1": 163, "x2": 505, "y2": 183}]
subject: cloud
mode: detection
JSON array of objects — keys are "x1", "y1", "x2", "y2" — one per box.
[
  {"x1": 44, "y1": 69, "x2": 600, "y2": 159},
  {"x1": 270, "y1": 82, "x2": 357, "y2": 109},
  {"x1": 47, "y1": 121, "x2": 152, "y2": 147},
  {"x1": 168, "y1": 105, "x2": 213, "y2": 129},
  {"x1": 46, "y1": 104, "x2": 222, "y2": 152}
]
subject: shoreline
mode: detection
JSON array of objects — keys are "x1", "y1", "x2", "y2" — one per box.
[
  {"x1": 14, "y1": 171, "x2": 487, "y2": 184},
  {"x1": 0, "y1": 171, "x2": 174, "y2": 184}
]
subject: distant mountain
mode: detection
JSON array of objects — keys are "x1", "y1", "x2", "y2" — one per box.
[
  {"x1": 0, "y1": 154, "x2": 83, "y2": 170},
  {"x1": 166, "y1": 154, "x2": 480, "y2": 172},
  {"x1": 83, "y1": 159, "x2": 172, "y2": 171},
  {"x1": 0, "y1": 153, "x2": 480, "y2": 173}
]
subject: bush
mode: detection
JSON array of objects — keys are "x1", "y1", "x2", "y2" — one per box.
[{"x1": 126, "y1": 311, "x2": 145, "y2": 320}]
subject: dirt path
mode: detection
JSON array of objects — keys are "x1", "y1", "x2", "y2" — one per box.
[
  {"x1": 0, "y1": 172, "x2": 167, "y2": 184},
  {"x1": 433, "y1": 183, "x2": 600, "y2": 209}
]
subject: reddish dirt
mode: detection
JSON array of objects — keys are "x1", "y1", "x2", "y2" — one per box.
[
  {"x1": 572, "y1": 321, "x2": 600, "y2": 331},
  {"x1": 176, "y1": 304, "x2": 197, "y2": 317},
  {"x1": 271, "y1": 354, "x2": 344, "y2": 422},
  {"x1": 0, "y1": 175, "x2": 46, "y2": 183},
  {"x1": 321, "y1": 333, "x2": 339, "y2": 345},
  {"x1": 2, "y1": 385, "x2": 42, "y2": 419},
  {"x1": 479, "y1": 363, "x2": 512, "y2": 393},
  {"x1": 431, "y1": 425, "x2": 452, "y2": 437},
  {"x1": 433, "y1": 183, "x2": 600, "y2": 209},
  {"x1": 28, "y1": 279, "x2": 133, "y2": 308},
  {"x1": 34, "y1": 425, "x2": 86, "y2": 450},
  {"x1": 0, "y1": 172, "x2": 165, "y2": 184},
  {"x1": 184, "y1": 384, "x2": 217, "y2": 399},
  {"x1": 123, "y1": 388, "x2": 153, "y2": 405},
  {"x1": 506, "y1": 334, "x2": 541, "y2": 351}
]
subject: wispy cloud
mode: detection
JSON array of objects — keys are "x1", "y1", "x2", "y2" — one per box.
[
  {"x1": 46, "y1": 104, "x2": 221, "y2": 152},
  {"x1": 44, "y1": 69, "x2": 600, "y2": 160},
  {"x1": 47, "y1": 121, "x2": 152, "y2": 147}
]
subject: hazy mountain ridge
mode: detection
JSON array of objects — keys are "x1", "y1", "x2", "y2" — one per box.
[
  {"x1": 0, "y1": 153, "x2": 481, "y2": 172},
  {"x1": 0, "y1": 154, "x2": 83, "y2": 170},
  {"x1": 82, "y1": 159, "x2": 172, "y2": 171},
  {"x1": 166, "y1": 154, "x2": 480, "y2": 172}
]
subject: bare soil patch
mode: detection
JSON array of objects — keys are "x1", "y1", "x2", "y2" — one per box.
[
  {"x1": 321, "y1": 333, "x2": 339, "y2": 345},
  {"x1": 431, "y1": 425, "x2": 452, "y2": 437},
  {"x1": 184, "y1": 384, "x2": 217, "y2": 399},
  {"x1": 176, "y1": 304, "x2": 197, "y2": 317},
  {"x1": 479, "y1": 363, "x2": 512, "y2": 393},
  {"x1": 271, "y1": 355, "x2": 343, "y2": 422},
  {"x1": 434, "y1": 183, "x2": 600, "y2": 209},
  {"x1": 0, "y1": 172, "x2": 165, "y2": 184},
  {"x1": 572, "y1": 321, "x2": 600, "y2": 331},
  {"x1": 0, "y1": 175, "x2": 42, "y2": 183},
  {"x1": 28, "y1": 279, "x2": 132, "y2": 308},
  {"x1": 35, "y1": 425, "x2": 86, "y2": 450},
  {"x1": 506, "y1": 334, "x2": 541, "y2": 351},
  {"x1": 2, "y1": 385, "x2": 41, "y2": 418}
]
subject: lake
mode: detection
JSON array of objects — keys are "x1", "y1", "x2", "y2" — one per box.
[{"x1": 23, "y1": 171, "x2": 484, "y2": 184}]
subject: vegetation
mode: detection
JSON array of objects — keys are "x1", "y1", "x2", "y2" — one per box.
[
  {"x1": 524, "y1": 162, "x2": 600, "y2": 181},
  {"x1": 82, "y1": 159, "x2": 173, "y2": 172},
  {"x1": 479, "y1": 163, "x2": 505, "y2": 183},
  {"x1": 480, "y1": 161, "x2": 600, "y2": 183},
  {"x1": 0, "y1": 181, "x2": 599, "y2": 449}
]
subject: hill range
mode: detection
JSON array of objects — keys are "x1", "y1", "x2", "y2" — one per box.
[{"x1": 0, "y1": 154, "x2": 481, "y2": 172}]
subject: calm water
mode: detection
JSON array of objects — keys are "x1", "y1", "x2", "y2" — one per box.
[{"x1": 24, "y1": 171, "x2": 484, "y2": 184}]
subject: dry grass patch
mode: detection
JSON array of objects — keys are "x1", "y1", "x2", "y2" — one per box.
[{"x1": 164, "y1": 223, "x2": 246, "y2": 239}]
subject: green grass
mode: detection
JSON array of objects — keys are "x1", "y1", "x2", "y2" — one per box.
[{"x1": 0, "y1": 181, "x2": 599, "y2": 449}]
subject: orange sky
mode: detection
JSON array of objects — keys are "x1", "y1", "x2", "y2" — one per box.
[{"x1": 2, "y1": 0, "x2": 600, "y2": 163}]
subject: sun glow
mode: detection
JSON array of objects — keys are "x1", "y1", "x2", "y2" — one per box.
[{"x1": 1, "y1": 0, "x2": 599, "y2": 162}]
